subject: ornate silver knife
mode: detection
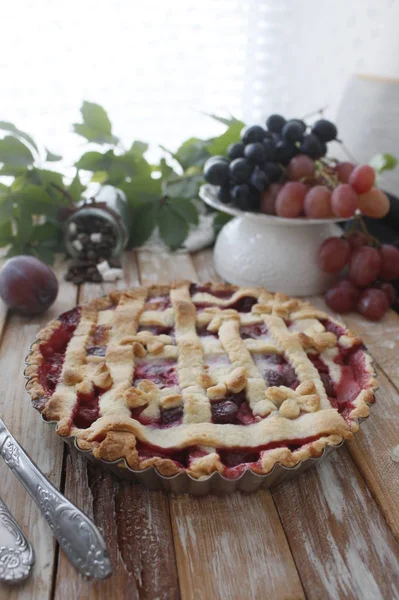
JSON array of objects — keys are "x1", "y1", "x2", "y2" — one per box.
[
  {"x1": 0, "y1": 495, "x2": 34, "y2": 584},
  {"x1": 0, "y1": 419, "x2": 112, "y2": 580}
]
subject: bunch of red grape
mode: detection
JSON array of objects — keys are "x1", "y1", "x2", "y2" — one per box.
[
  {"x1": 319, "y1": 232, "x2": 399, "y2": 320},
  {"x1": 203, "y1": 113, "x2": 390, "y2": 220}
]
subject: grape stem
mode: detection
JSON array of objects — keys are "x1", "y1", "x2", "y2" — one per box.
[
  {"x1": 344, "y1": 213, "x2": 381, "y2": 247},
  {"x1": 301, "y1": 106, "x2": 328, "y2": 121}
]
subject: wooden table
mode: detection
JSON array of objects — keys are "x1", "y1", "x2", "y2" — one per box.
[{"x1": 1, "y1": 249, "x2": 399, "y2": 600}]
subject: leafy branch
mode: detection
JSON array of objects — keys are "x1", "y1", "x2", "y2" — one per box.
[{"x1": 73, "y1": 102, "x2": 244, "y2": 249}]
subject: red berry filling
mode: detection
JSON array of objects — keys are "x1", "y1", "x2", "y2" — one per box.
[
  {"x1": 197, "y1": 325, "x2": 218, "y2": 338},
  {"x1": 211, "y1": 391, "x2": 257, "y2": 425},
  {"x1": 133, "y1": 359, "x2": 178, "y2": 389},
  {"x1": 38, "y1": 307, "x2": 81, "y2": 397},
  {"x1": 87, "y1": 325, "x2": 109, "y2": 357},
  {"x1": 72, "y1": 389, "x2": 100, "y2": 429},
  {"x1": 309, "y1": 345, "x2": 371, "y2": 419},
  {"x1": 135, "y1": 433, "x2": 325, "y2": 478},
  {"x1": 241, "y1": 323, "x2": 268, "y2": 339},
  {"x1": 253, "y1": 354, "x2": 298, "y2": 389},
  {"x1": 322, "y1": 319, "x2": 346, "y2": 338}
]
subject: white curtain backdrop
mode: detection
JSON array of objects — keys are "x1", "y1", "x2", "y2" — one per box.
[{"x1": 0, "y1": 0, "x2": 399, "y2": 164}]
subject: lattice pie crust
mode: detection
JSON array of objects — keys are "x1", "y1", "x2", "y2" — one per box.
[{"x1": 26, "y1": 282, "x2": 377, "y2": 479}]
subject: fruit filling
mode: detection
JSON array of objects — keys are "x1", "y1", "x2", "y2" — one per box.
[
  {"x1": 253, "y1": 354, "x2": 298, "y2": 388},
  {"x1": 72, "y1": 389, "x2": 100, "y2": 429},
  {"x1": 38, "y1": 307, "x2": 81, "y2": 396},
  {"x1": 322, "y1": 319, "x2": 346, "y2": 338},
  {"x1": 211, "y1": 391, "x2": 257, "y2": 425},
  {"x1": 135, "y1": 433, "x2": 325, "y2": 478},
  {"x1": 133, "y1": 359, "x2": 178, "y2": 389},
  {"x1": 309, "y1": 346, "x2": 369, "y2": 418},
  {"x1": 87, "y1": 325, "x2": 109, "y2": 357}
]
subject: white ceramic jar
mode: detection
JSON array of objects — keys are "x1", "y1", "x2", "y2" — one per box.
[{"x1": 200, "y1": 184, "x2": 344, "y2": 297}]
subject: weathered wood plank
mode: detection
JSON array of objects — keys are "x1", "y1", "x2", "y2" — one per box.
[
  {"x1": 0, "y1": 259, "x2": 77, "y2": 600},
  {"x1": 310, "y1": 298, "x2": 399, "y2": 541},
  {"x1": 273, "y1": 448, "x2": 399, "y2": 600},
  {"x1": 171, "y1": 493, "x2": 305, "y2": 600},
  {"x1": 137, "y1": 249, "x2": 305, "y2": 600},
  {"x1": 54, "y1": 252, "x2": 180, "y2": 600}
]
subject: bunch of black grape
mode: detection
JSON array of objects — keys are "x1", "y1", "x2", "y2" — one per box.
[{"x1": 203, "y1": 115, "x2": 337, "y2": 211}]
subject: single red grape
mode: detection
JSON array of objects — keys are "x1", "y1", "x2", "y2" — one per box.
[
  {"x1": 275, "y1": 182, "x2": 307, "y2": 218},
  {"x1": 318, "y1": 237, "x2": 351, "y2": 273},
  {"x1": 347, "y1": 231, "x2": 369, "y2": 250},
  {"x1": 349, "y1": 165, "x2": 375, "y2": 194},
  {"x1": 336, "y1": 162, "x2": 355, "y2": 183},
  {"x1": 260, "y1": 183, "x2": 282, "y2": 215},
  {"x1": 349, "y1": 246, "x2": 382, "y2": 287},
  {"x1": 357, "y1": 188, "x2": 390, "y2": 218},
  {"x1": 331, "y1": 184, "x2": 358, "y2": 218},
  {"x1": 287, "y1": 155, "x2": 315, "y2": 180},
  {"x1": 357, "y1": 288, "x2": 389, "y2": 320},
  {"x1": 379, "y1": 244, "x2": 399, "y2": 280},
  {"x1": 304, "y1": 185, "x2": 332, "y2": 218},
  {"x1": 0, "y1": 256, "x2": 59, "y2": 315},
  {"x1": 380, "y1": 282, "x2": 397, "y2": 305},
  {"x1": 325, "y1": 279, "x2": 360, "y2": 313}
]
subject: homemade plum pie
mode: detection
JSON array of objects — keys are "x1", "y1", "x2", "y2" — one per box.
[{"x1": 26, "y1": 282, "x2": 377, "y2": 480}]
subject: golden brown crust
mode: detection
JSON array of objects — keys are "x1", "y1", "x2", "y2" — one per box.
[{"x1": 26, "y1": 281, "x2": 378, "y2": 480}]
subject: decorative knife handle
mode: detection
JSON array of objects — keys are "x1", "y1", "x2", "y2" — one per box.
[
  {"x1": 0, "y1": 496, "x2": 34, "y2": 584},
  {"x1": 0, "y1": 420, "x2": 112, "y2": 580}
]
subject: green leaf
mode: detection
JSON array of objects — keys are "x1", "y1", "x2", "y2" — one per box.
[
  {"x1": 0, "y1": 136, "x2": 34, "y2": 166},
  {"x1": 75, "y1": 151, "x2": 108, "y2": 171},
  {"x1": 164, "y1": 173, "x2": 203, "y2": 199},
  {"x1": 158, "y1": 158, "x2": 177, "y2": 179},
  {"x1": 130, "y1": 141, "x2": 149, "y2": 155},
  {"x1": 129, "y1": 200, "x2": 160, "y2": 247},
  {"x1": 0, "y1": 220, "x2": 12, "y2": 247},
  {"x1": 11, "y1": 184, "x2": 55, "y2": 211},
  {"x1": 91, "y1": 171, "x2": 108, "y2": 183},
  {"x1": 158, "y1": 204, "x2": 188, "y2": 250},
  {"x1": 33, "y1": 246, "x2": 56, "y2": 264},
  {"x1": 81, "y1": 101, "x2": 112, "y2": 134},
  {"x1": 208, "y1": 119, "x2": 245, "y2": 156},
  {"x1": 26, "y1": 168, "x2": 64, "y2": 189},
  {"x1": 369, "y1": 153, "x2": 398, "y2": 173},
  {"x1": 16, "y1": 203, "x2": 33, "y2": 241},
  {"x1": 168, "y1": 197, "x2": 198, "y2": 225},
  {"x1": 0, "y1": 121, "x2": 39, "y2": 153},
  {"x1": 30, "y1": 221, "x2": 61, "y2": 242},
  {"x1": 213, "y1": 211, "x2": 233, "y2": 235},
  {"x1": 119, "y1": 176, "x2": 162, "y2": 205},
  {"x1": 0, "y1": 195, "x2": 13, "y2": 224},
  {"x1": 204, "y1": 113, "x2": 239, "y2": 126},
  {"x1": 0, "y1": 165, "x2": 27, "y2": 176},
  {"x1": 172, "y1": 138, "x2": 211, "y2": 170},
  {"x1": 45, "y1": 148, "x2": 62, "y2": 162},
  {"x1": 73, "y1": 101, "x2": 119, "y2": 145},
  {"x1": 68, "y1": 171, "x2": 86, "y2": 202}
]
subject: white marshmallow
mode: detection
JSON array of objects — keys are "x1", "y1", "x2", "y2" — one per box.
[
  {"x1": 68, "y1": 222, "x2": 77, "y2": 234},
  {"x1": 90, "y1": 232, "x2": 102, "y2": 243},
  {"x1": 72, "y1": 239, "x2": 83, "y2": 252},
  {"x1": 102, "y1": 268, "x2": 123, "y2": 282},
  {"x1": 97, "y1": 260, "x2": 109, "y2": 274}
]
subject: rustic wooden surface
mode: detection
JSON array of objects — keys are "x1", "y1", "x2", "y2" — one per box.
[{"x1": 1, "y1": 249, "x2": 399, "y2": 600}]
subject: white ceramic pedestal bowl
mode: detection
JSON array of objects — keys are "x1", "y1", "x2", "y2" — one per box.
[{"x1": 200, "y1": 184, "x2": 347, "y2": 297}]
